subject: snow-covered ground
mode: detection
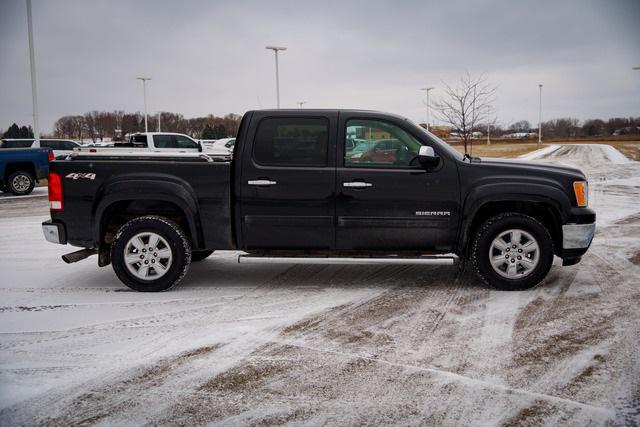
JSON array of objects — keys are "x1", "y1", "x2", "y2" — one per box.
[{"x1": 0, "y1": 144, "x2": 638, "y2": 425}]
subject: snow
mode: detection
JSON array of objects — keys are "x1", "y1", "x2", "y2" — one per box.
[
  {"x1": 1, "y1": 144, "x2": 639, "y2": 425},
  {"x1": 518, "y1": 144, "x2": 561, "y2": 160}
]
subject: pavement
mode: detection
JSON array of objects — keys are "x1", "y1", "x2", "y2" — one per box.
[{"x1": 0, "y1": 144, "x2": 638, "y2": 425}]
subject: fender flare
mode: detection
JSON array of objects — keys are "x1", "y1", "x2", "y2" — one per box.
[
  {"x1": 92, "y1": 174, "x2": 202, "y2": 247},
  {"x1": 458, "y1": 182, "x2": 571, "y2": 253}
]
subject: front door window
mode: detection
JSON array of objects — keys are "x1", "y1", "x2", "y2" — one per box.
[{"x1": 345, "y1": 119, "x2": 423, "y2": 168}]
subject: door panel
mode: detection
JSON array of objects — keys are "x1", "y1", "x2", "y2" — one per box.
[
  {"x1": 239, "y1": 113, "x2": 337, "y2": 249},
  {"x1": 336, "y1": 116, "x2": 460, "y2": 251}
]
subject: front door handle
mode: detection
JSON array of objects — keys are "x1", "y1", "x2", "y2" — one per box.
[
  {"x1": 343, "y1": 181, "x2": 373, "y2": 188},
  {"x1": 248, "y1": 179, "x2": 277, "y2": 186}
]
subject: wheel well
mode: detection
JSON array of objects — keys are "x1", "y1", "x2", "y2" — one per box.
[
  {"x1": 465, "y1": 200, "x2": 562, "y2": 256},
  {"x1": 100, "y1": 200, "x2": 194, "y2": 248},
  {"x1": 4, "y1": 162, "x2": 36, "y2": 182}
]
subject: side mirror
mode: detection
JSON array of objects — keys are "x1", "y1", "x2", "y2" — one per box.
[
  {"x1": 197, "y1": 142, "x2": 203, "y2": 152},
  {"x1": 418, "y1": 145, "x2": 439, "y2": 168}
]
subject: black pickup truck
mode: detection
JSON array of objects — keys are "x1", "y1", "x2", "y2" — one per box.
[{"x1": 42, "y1": 109, "x2": 595, "y2": 292}]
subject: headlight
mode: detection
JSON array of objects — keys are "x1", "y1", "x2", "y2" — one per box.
[{"x1": 573, "y1": 181, "x2": 588, "y2": 207}]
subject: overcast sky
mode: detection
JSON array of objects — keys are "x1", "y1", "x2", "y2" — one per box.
[{"x1": 0, "y1": 0, "x2": 638, "y2": 133}]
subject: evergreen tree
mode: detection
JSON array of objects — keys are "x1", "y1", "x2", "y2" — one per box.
[{"x1": 201, "y1": 125, "x2": 216, "y2": 139}]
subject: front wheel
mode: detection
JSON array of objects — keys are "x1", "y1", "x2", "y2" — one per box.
[
  {"x1": 7, "y1": 171, "x2": 35, "y2": 195},
  {"x1": 111, "y1": 216, "x2": 191, "y2": 292},
  {"x1": 471, "y1": 213, "x2": 554, "y2": 291}
]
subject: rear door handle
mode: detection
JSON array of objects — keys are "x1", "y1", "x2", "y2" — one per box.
[
  {"x1": 248, "y1": 179, "x2": 277, "y2": 186},
  {"x1": 343, "y1": 181, "x2": 373, "y2": 188}
]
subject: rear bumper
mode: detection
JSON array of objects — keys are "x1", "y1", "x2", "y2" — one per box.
[{"x1": 42, "y1": 220, "x2": 67, "y2": 245}]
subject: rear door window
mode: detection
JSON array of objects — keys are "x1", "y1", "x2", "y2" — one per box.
[
  {"x1": 153, "y1": 135, "x2": 199, "y2": 149},
  {"x1": 253, "y1": 117, "x2": 328, "y2": 166},
  {"x1": 41, "y1": 140, "x2": 60, "y2": 150},
  {"x1": 132, "y1": 135, "x2": 148, "y2": 147}
]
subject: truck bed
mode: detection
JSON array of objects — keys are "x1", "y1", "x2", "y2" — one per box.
[{"x1": 49, "y1": 152, "x2": 234, "y2": 250}]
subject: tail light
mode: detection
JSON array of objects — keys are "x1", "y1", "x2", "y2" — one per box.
[
  {"x1": 48, "y1": 172, "x2": 63, "y2": 211},
  {"x1": 573, "y1": 181, "x2": 588, "y2": 207},
  {"x1": 48, "y1": 150, "x2": 54, "y2": 162}
]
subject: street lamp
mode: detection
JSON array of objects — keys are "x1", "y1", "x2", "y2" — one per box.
[
  {"x1": 420, "y1": 87, "x2": 434, "y2": 131},
  {"x1": 26, "y1": 0, "x2": 40, "y2": 146},
  {"x1": 296, "y1": 101, "x2": 307, "y2": 108},
  {"x1": 136, "y1": 76, "x2": 152, "y2": 132},
  {"x1": 538, "y1": 84, "x2": 543, "y2": 148},
  {"x1": 265, "y1": 46, "x2": 287, "y2": 108},
  {"x1": 486, "y1": 106, "x2": 491, "y2": 145},
  {"x1": 632, "y1": 66, "x2": 640, "y2": 70}
]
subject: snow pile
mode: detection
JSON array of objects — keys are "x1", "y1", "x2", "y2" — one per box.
[{"x1": 518, "y1": 144, "x2": 560, "y2": 160}]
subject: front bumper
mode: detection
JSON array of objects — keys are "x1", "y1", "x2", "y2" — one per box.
[
  {"x1": 562, "y1": 223, "x2": 596, "y2": 250},
  {"x1": 42, "y1": 220, "x2": 67, "y2": 245}
]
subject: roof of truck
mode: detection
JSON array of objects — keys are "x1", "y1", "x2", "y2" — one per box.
[{"x1": 251, "y1": 109, "x2": 411, "y2": 121}]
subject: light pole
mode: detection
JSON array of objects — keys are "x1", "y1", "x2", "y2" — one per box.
[
  {"x1": 26, "y1": 0, "x2": 40, "y2": 146},
  {"x1": 420, "y1": 87, "x2": 434, "y2": 130},
  {"x1": 538, "y1": 84, "x2": 543, "y2": 148},
  {"x1": 157, "y1": 112, "x2": 161, "y2": 132},
  {"x1": 136, "y1": 77, "x2": 151, "y2": 132},
  {"x1": 296, "y1": 101, "x2": 307, "y2": 108},
  {"x1": 486, "y1": 106, "x2": 491, "y2": 145},
  {"x1": 265, "y1": 46, "x2": 287, "y2": 108}
]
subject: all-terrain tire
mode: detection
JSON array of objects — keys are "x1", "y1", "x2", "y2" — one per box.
[
  {"x1": 471, "y1": 212, "x2": 554, "y2": 291},
  {"x1": 111, "y1": 216, "x2": 191, "y2": 292},
  {"x1": 7, "y1": 171, "x2": 35, "y2": 195},
  {"x1": 191, "y1": 250, "x2": 214, "y2": 262}
]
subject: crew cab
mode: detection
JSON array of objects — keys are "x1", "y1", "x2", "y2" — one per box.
[
  {"x1": 1, "y1": 147, "x2": 52, "y2": 195},
  {"x1": 41, "y1": 109, "x2": 596, "y2": 292}
]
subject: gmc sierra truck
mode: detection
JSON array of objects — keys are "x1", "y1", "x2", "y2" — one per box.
[{"x1": 41, "y1": 109, "x2": 596, "y2": 292}]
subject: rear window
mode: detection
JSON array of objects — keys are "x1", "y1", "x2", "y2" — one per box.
[
  {"x1": 253, "y1": 117, "x2": 328, "y2": 167},
  {"x1": 1, "y1": 140, "x2": 33, "y2": 148}
]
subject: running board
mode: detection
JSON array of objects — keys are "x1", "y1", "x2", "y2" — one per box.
[
  {"x1": 62, "y1": 248, "x2": 97, "y2": 264},
  {"x1": 237, "y1": 254, "x2": 458, "y2": 266}
]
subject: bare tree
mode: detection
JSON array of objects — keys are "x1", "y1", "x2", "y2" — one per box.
[{"x1": 432, "y1": 72, "x2": 497, "y2": 154}]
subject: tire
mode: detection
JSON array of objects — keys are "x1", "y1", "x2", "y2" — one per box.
[
  {"x1": 111, "y1": 216, "x2": 191, "y2": 292},
  {"x1": 191, "y1": 250, "x2": 214, "y2": 262},
  {"x1": 471, "y1": 213, "x2": 554, "y2": 291},
  {"x1": 7, "y1": 171, "x2": 35, "y2": 195}
]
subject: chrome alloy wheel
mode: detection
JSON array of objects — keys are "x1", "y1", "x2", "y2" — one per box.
[
  {"x1": 489, "y1": 228, "x2": 540, "y2": 279},
  {"x1": 124, "y1": 232, "x2": 173, "y2": 281},
  {"x1": 12, "y1": 174, "x2": 31, "y2": 193}
]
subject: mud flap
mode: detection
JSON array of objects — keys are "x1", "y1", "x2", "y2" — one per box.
[{"x1": 98, "y1": 244, "x2": 111, "y2": 267}]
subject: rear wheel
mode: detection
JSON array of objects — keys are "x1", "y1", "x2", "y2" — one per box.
[
  {"x1": 191, "y1": 250, "x2": 214, "y2": 262},
  {"x1": 7, "y1": 171, "x2": 35, "y2": 195},
  {"x1": 111, "y1": 216, "x2": 191, "y2": 292},
  {"x1": 472, "y1": 213, "x2": 554, "y2": 291}
]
